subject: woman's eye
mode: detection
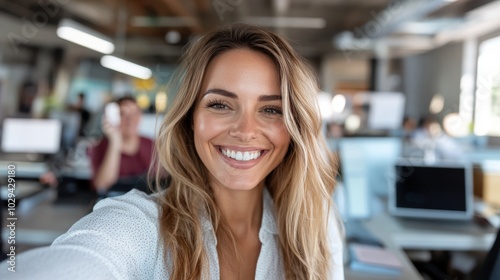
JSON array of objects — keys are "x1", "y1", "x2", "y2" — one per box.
[
  {"x1": 210, "y1": 103, "x2": 227, "y2": 109},
  {"x1": 206, "y1": 100, "x2": 230, "y2": 110},
  {"x1": 262, "y1": 107, "x2": 283, "y2": 115}
]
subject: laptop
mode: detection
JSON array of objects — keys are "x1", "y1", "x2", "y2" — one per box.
[{"x1": 389, "y1": 161, "x2": 473, "y2": 220}]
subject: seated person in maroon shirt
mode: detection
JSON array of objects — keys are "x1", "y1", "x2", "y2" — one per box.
[{"x1": 89, "y1": 96, "x2": 154, "y2": 195}]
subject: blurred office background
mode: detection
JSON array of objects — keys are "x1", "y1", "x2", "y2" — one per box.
[{"x1": 1, "y1": 0, "x2": 500, "y2": 279}]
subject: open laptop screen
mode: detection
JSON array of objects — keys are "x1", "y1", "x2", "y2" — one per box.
[
  {"x1": 1, "y1": 118, "x2": 62, "y2": 154},
  {"x1": 390, "y1": 162, "x2": 473, "y2": 220}
]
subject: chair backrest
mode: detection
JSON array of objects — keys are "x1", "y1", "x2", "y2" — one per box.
[{"x1": 481, "y1": 228, "x2": 500, "y2": 280}]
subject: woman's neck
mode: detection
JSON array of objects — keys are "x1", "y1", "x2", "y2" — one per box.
[{"x1": 212, "y1": 184, "x2": 264, "y2": 237}]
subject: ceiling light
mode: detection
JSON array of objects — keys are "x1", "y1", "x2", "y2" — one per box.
[
  {"x1": 244, "y1": 17, "x2": 326, "y2": 29},
  {"x1": 155, "y1": 92, "x2": 167, "y2": 112},
  {"x1": 331, "y1": 94, "x2": 347, "y2": 113},
  {"x1": 345, "y1": 114, "x2": 361, "y2": 132},
  {"x1": 165, "y1": 31, "x2": 181, "y2": 44},
  {"x1": 57, "y1": 19, "x2": 114, "y2": 54},
  {"x1": 100, "y1": 55, "x2": 152, "y2": 80},
  {"x1": 396, "y1": 18, "x2": 462, "y2": 35},
  {"x1": 443, "y1": 113, "x2": 468, "y2": 137},
  {"x1": 136, "y1": 93, "x2": 150, "y2": 110},
  {"x1": 317, "y1": 92, "x2": 333, "y2": 120},
  {"x1": 429, "y1": 94, "x2": 444, "y2": 114}
]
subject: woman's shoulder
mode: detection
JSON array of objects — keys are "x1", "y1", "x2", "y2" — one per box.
[
  {"x1": 55, "y1": 190, "x2": 161, "y2": 246},
  {"x1": 93, "y1": 189, "x2": 159, "y2": 217},
  {"x1": 10, "y1": 191, "x2": 166, "y2": 279}
]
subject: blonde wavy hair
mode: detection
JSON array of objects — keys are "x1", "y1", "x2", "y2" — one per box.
[{"x1": 153, "y1": 23, "x2": 338, "y2": 279}]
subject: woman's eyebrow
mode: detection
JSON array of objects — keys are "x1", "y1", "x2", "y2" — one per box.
[
  {"x1": 258, "y1": 95, "x2": 281, "y2": 101},
  {"x1": 204, "y1": 88, "x2": 282, "y2": 102},
  {"x1": 203, "y1": 88, "x2": 237, "y2": 98}
]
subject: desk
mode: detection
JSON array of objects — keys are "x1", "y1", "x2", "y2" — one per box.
[
  {"x1": 0, "y1": 161, "x2": 48, "y2": 178},
  {"x1": 1, "y1": 189, "x2": 92, "y2": 251},
  {"x1": 345, "y1": 212, "x2": 498, "y2": 280},
  {"x1": 0, "y1": 160, "x2": 92, "y2": 180},
  {"x1": 371, "y1": 212, "x2": 497, "y2": 251},
  {"x1": 345, "y1": 215, "x2": 424, "y2": 280}
]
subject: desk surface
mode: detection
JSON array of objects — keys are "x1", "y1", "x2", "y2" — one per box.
[
  {"x1": 372, "y1": 212, "x2": 497, "y2": 251},
  {"x1": 345, "y1": 212, "x2": 497, "y2": 280},
  {"x1": 1, "y1": 191, "x2": 92, "y2": 247},
  {"x1": 0, "y1": 161, "x2": 49, "y2": 178},
  {"x1": 0, "y1": 160, "x2": 92, "y2": 180},
  {"x1": 345, "y1": 215, "x2": 424, "y2": 280}
]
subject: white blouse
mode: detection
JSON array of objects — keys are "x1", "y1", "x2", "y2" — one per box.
[{"x1": 0, "y1": 189, "x2": 344, "y2": 279}]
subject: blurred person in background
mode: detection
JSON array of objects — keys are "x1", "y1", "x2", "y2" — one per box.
[
  {"x1": 89, "y1": 96, "x2": 154, "y2": 195},
  {"x1": 402, "y1": 116, "x2": 418, "y2": 140},
  {"x1": 411, "y1": 116, "x2": 464, "y2": 161},
  {"x1": 69, "y1": 92, "x2": 91, "y2": 136},
  {"x1": 39, "y1": 96, "x2": 154, "y2": 192}
]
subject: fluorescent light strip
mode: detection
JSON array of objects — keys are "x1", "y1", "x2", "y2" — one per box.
[
  {"x1": 57, "y1": 19, "x2": 114, "y2": 54},
  {"x1": 101, "y1": 55, "x2": 152, "y2": 80},
  {"x1": 244, "y1": 17, "x2": 326, "y2": 29}
]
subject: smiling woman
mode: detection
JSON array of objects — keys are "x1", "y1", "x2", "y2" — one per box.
[
  {"x1": 155, "y1": 24, "x2": 343, "y2": 279},
  {"x1": 0, "y1": 24, "x2": 343, "y2": 280}
]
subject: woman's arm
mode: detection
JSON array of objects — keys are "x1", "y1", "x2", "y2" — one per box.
[
  {"x1": 92, "y1": 118, "x2": 122, "y2": 191},
  {"x1": 0, "y1": 190, "x2": 161, "y2": 280}
]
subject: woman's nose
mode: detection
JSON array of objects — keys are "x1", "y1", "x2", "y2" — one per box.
[{"x1": 229, "y1": 111, "x2": 259, "y2": 142}]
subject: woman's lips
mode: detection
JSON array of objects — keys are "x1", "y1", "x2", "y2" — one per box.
[{"x1": 216, "y1": 145, "x2": 268, "y2": 169}]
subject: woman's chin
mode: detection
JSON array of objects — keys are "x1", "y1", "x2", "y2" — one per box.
[{"x1": 217, "y1": 179, "x2": 264, "y2": 193}]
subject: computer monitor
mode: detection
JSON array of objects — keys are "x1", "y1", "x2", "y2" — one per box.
[
  {"x1": 367, "y1": 92, "x2": 406, "y2": 130},
  {"x1": 1, "y1": 118, "x2": 62, "y2": 154},
  {"x1": 389, "y1": 161, "x2": 473, "y2": 220},
  {"x1": 338, "y1": 137, "x2": 402, "y2": 219}
]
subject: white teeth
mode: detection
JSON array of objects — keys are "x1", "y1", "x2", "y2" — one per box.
[
  {"x1": 221, "y1": 148, "x2": 262, "y2": 161},
  {"x1": 243, "y1": 152, "x2": 250, "y2": 161}
]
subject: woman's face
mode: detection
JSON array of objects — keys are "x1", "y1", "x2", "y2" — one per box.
[{"x1": 193, "y1": 49, "x2": 291, "y2": 193}]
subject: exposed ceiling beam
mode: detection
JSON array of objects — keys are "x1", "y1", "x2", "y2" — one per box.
[
  {"x1": 358, "y1": 0, "x2": 458, "y2": 39},
  {"x1": 158, "y1": 0, "x2": 203, "y2": 33},
  {"x1": 193, "y1": 0, "x2": 210, "y2": 13},
  {"x1": 435, "y1": 0, "x2": 500, "y2": 44}
]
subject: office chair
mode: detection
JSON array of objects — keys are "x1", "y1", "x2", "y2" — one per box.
[
  {"x1": 479, "y1": 228, "x2": 500, "y2": 280},
  {"x1": 97, "y1": 175, "x2": 152, "y2": 199},
  {"x1": 97, "y1": 175, "x2": 170, "y2": 200}
]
